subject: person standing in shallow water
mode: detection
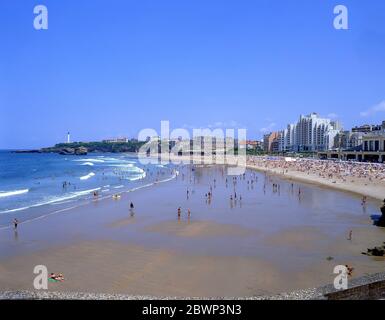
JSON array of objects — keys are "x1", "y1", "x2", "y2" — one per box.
[{"x1": 13, "y1": 218, "x2": 19, "y2": 230}]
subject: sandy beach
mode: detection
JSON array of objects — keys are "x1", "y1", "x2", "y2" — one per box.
[{"x1": 0, "y1": 161, "x2": 384, "y2": 298}]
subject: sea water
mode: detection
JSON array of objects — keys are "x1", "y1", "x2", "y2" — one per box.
[{"x1": 0, "y1": 151, "x2": 174, "y2": 226}]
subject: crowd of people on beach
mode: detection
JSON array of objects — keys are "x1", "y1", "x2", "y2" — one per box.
[{"x1": 247, "y1": 156, "x2": 385, "y2": 184}]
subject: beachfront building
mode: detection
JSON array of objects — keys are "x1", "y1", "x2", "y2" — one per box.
[
  {"x1": 263, "y1": 114, "x2": 341, "y2": 154},
  {"x1": 293, "y1": 113, "x2": 340, "y2": 152},
  {"x1": 263, "y1": 132, "x2": 279, "y2": 153},
  {"x1": 187, "y1": 135, "x2": 236, "y2": 155},
  {"x1": 352, "y1": 124, "x2": 382, "y2": 133},
  {"x1": 318, "y1": 124, "x2": 385, "y2": 162},
  {"x1": 334, "y1": 131, "x2": 364, "y2": 150},
  {"x1": 278, "y1": 129, "x2": 288, "y2": 152},
  {"x1": 245, "y1": 140, "x2": 263, "y2": 151},
  {"x1": 325, "y1": 128, "x2": 340, "y2": 150},
  {"x1": 362, "y1": 131, "x2": 385, "y2": 152},
  {"x1": 285, "y1": 124, "x2": 296, "y2": 152},
  {"x1": 103, "y1": 137, "x2": 129, "y2": 143}
]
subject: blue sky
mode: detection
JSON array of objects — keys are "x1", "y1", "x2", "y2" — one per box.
[{"x1": 0, "y1": 0, "x2": 385, "y2": 148}]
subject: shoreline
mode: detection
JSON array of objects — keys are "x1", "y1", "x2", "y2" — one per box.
[{"x1": 0, "y1": 159, "x2": 178, "y2": 230}]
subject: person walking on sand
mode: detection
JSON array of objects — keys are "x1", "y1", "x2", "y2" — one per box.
[
  {"x1": 13, "y1": 218, "x2": 19, "y2": 230},
  {"x1": 188, "y1": 209, "x2": 191, "y2": 218},
  {"x1": 177, "y1": 207, "x2": 181, "y2": 218},
  {"x1": 130, "y1": 202, "x2": 134, "y2": 209},
  {"x1": 348, "y1": 230, "x2": 352, "y2": 241}
]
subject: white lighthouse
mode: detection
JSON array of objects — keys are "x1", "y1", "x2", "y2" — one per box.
[{"x1": 67, "y1": 131, "x2": 71, "y2": 144}]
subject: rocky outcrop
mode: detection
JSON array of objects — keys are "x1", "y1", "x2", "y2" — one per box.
[
  {"x1": 74, "y1": 147, "x2": 88, "y2": 155},
  {"x1": 15, "y1": 140, "x2": 144, "y2": 155},
  {"x1": 376, "y1": 204, "x2": 385, "y2": 227},
  {"x1": 363, "y1": 243, "x2": 385, "y2": 257},
  {"x1": 372, "y1": 202, "x2": 385, "y2": 227},
  {"x1": 58, "y1": 147, "x2": 87, "y2": 155}
]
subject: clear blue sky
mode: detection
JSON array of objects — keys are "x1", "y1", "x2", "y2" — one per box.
[{"x1": 1, "y1": 0, "x2": 385, "y2": 149}]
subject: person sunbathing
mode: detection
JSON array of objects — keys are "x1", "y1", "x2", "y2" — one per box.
[
  {"x1": 345, "y1": 265, "x2": 354, "y2": 277},
  {"x1": 49, "y1": 273, "x2": 65, "y2": 282},
  {"x1": 56, "y1": 273, "x2": 65, "y2": 281}
]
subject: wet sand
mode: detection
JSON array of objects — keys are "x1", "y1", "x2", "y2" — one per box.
[
  {"x1": 144, "y1": 220, "x2": 255, "y2": 238},
  {"x1": 0, "y1": 164, "x2": 384, "y2": 297}
]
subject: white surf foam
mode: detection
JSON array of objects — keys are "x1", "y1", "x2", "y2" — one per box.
[
  {"x1": 73, "y1": 159, "x2": 105, "y2": 163},
  {"x1": 0, "y1": 187, "x2": 101, "y2": 215},
  {"x1": 80, "y1": 172, "x2": 95, "y2": 180},
  {"x1": 80, "y1": 162, "x2": 94, "y2": 166},
  {"x1": 0, "y1": 189, "x2": 29, "y2": 198},
  {"x1": 105, "y1": 164, "x2": 134, "y2": 168},
  {"x1": 0, "y1": 170, "x2": 178, "y2": 228}
]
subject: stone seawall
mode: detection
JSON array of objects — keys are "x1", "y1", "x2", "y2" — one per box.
[{"x1": 325, "y1": 279, "x2": 385, "y2": 300}]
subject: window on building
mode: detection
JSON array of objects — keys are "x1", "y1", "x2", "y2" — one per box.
[
  {"x1": 375, "y1": 140, "x2": 379, "y2": 151},
  {"x1": 369, "y1": 140, "x2": 374, "y2": 151}
]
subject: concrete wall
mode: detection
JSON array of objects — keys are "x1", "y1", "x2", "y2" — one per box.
[{"x1": 325, "y1": 279, "x2": 385, "y2": 300}]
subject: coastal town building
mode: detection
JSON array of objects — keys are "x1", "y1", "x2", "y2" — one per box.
[
  {"x1": 292, "y1": 113, "x2": 340, "y2": 152},
  {"x1": 245, "y1": 140, "x2": 263, "y2": 151},
  {"x1": 263, "y1": 132, "x2": 279, "y2": 153},
  {"x1": 271, "y1": 113, "x2": 342, "y2": 153},
  {"x1": 318, "y1": 121, "x2": 385, "y2": 162},
  {"x1": 103, "y1": 137, "x2": 129, "y2": 143},
  {"x1": 333, "y1": 131, "x2": 364, "y2": 150},
  {"x1": 352, "y1": 124, "x2": 382, "y2": 133},
  {"x1": 285, "y1": 124, "x2": 296, "y2": 151}
]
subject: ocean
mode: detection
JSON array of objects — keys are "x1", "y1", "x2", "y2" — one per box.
[{"x1": 0, "y1": 151, "x2": 175, "y2": 227}]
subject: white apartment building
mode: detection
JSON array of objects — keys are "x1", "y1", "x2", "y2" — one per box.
[
  {"x1": 285, "y1": 124, "x2": 296, "y2": 151},
  {"x1": 278, "y1": 129, "x2": 288, "y2": 152},
  {"x1": 278, "y1": 113, "x2": 341, "y2": 152},
  {"x1": 295, "y1": 113, "x2": 341, "y2": 151}
]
